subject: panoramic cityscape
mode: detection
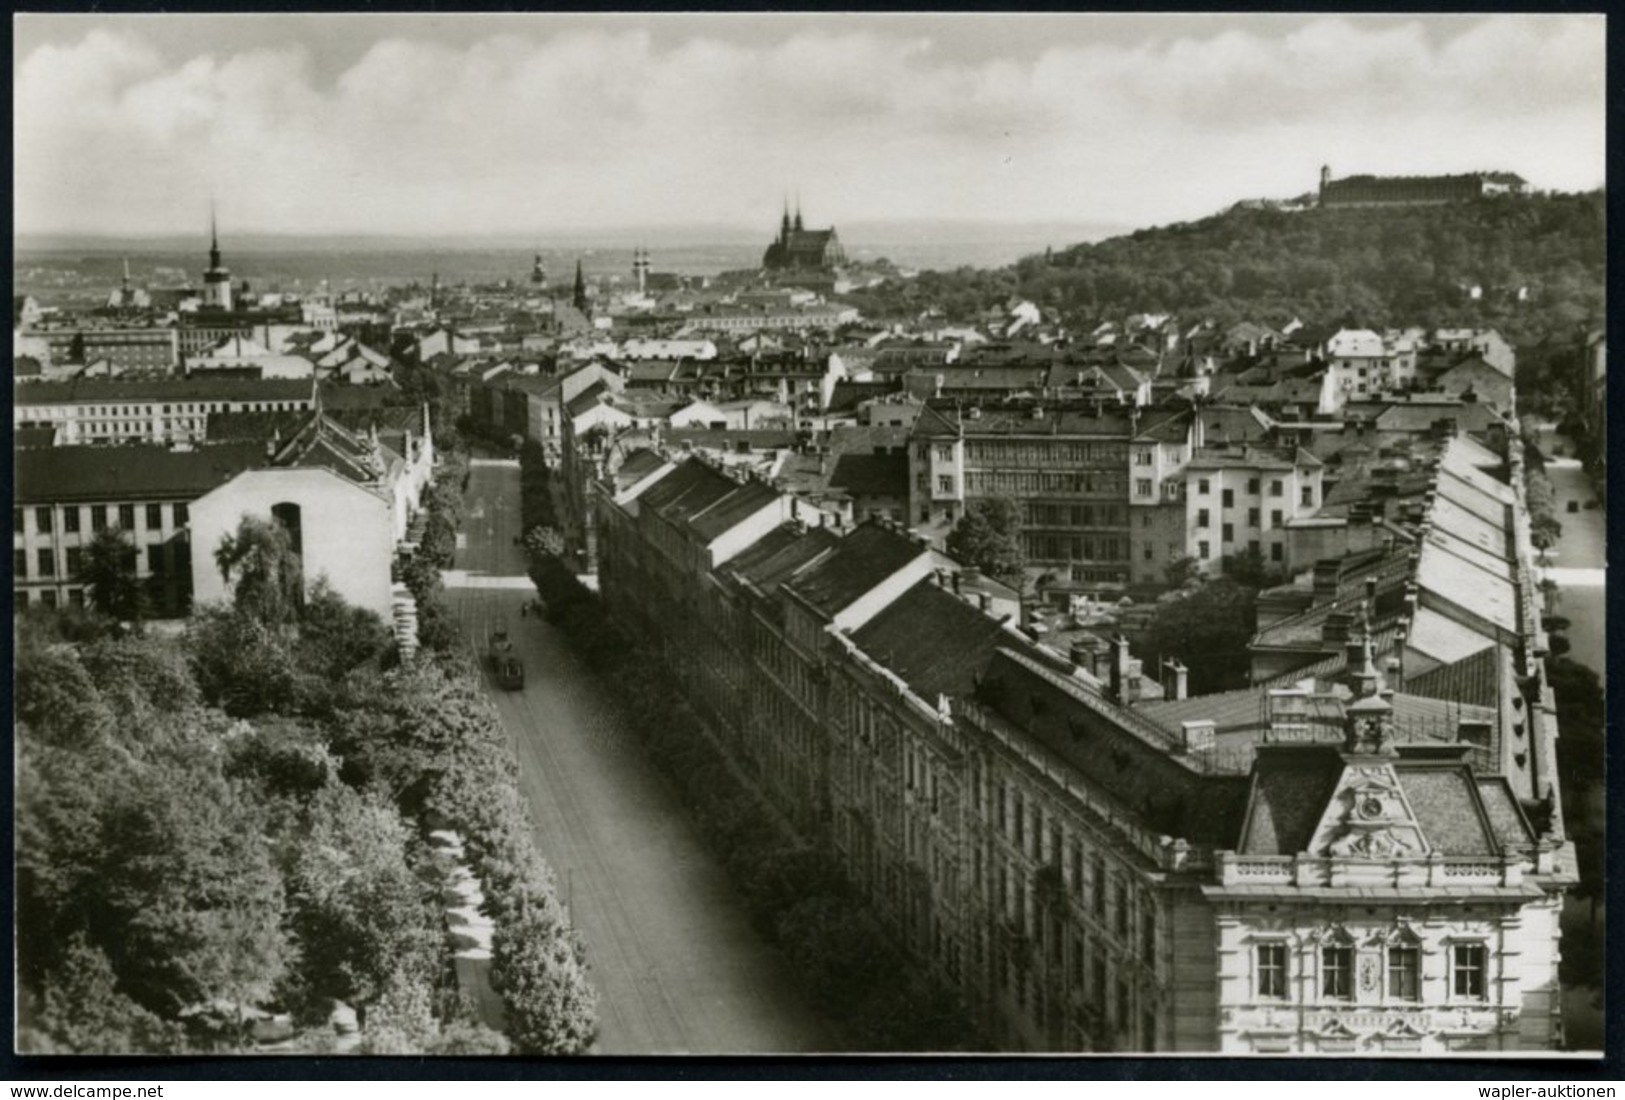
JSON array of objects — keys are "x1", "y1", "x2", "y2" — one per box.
[{"x1": 11, "y1": 13, "x2": 1607, "y2": 1062}]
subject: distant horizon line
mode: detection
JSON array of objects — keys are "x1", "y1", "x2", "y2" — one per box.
[{"x1": 15, "y1": 217, "x2": 1128, "y2": 244}]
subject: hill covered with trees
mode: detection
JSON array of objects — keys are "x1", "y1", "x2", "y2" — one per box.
[{"x1": 843, "y1": 191, "x2": 1605, "y2": 344}]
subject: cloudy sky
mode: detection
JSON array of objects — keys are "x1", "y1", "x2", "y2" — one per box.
[{"x1": 13, "y1": 13, "x2": 1607, "y2": 239}]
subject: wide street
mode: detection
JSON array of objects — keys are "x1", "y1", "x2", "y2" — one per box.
[{"x1": 443, "y1": 456, "x2": 839, "y2": 1054}]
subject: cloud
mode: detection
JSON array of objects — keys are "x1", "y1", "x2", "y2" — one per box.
[{"x1": 14, "y1": 16, "x2": 1605, "y2": 237}]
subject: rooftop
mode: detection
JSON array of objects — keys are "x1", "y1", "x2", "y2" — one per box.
[{"x1": 15, "y1": 442, "x2": 269, "y2": 503}]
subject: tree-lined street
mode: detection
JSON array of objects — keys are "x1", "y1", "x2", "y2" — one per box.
[{"x1": 444, "y1": 457, "x2": 835, "y2": 1053}]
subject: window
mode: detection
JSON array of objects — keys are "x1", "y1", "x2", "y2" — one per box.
[
  {"x1": 1222, "y1": 488, "x2": 1234, "y2": 507},
  {"x1": 934, "y1": 445, "x2": 952, "y2": 462},
  {"x1": 1141, "y1": 908, "x2": 1156, "y2": 960},
  {"x1": 1197, "y1": 509, "x2": 1210, "y2": 528},
  {"x1": 1257, "y1": 943, "x2": 1288, "y2": 998},
  {"x1": 66, "y1": 547, "x2": 82, "y2": 577},
  {"x1": 1301, "y1": 486, "x2": 1314, "y2": 507},
  {"x1": 68, "y1": 589, "x2": 84, "y2": 608},
  {"x1": 35, "y1": 507, "x2": 52, "y2": 534},
  {"x1": 1388, "y1": 945, "x2": 1421, "y2": 1001},
  {"x1": 1197, "y1": 478, "x2": 1210, "y2": 495},
  {"x1": 1116, "y1": 978, "x2": 1131, "y2": 1027},
  {"x1": 146, "y1": 503, "x2": 163, "y2": 529},
  {"x1": 1322, "y1": 945, "x2": 1353, "y2": 1000},
  {"x1": 1270, "y1": 479, "x2": 1284, "y2": 497},
  {"x1": 1091, "y1": 856, "x2": 1107, "y2": 920},
  {"x1": 1136, "y1": 451, "x2": 1153, "y2": 466},
  {"x1": 174, "y1": 503, "x2": 188, "y2": 526},
  {"x1": 146, "y1": 545, "x2": 163, "y2": 574},
  {"x1": 1248, "y1": 508, "x2": 1260, "y2": 528},
  {"x1": 1198, "y1": 540, "x2": 1210, "y2": 560},
  {"x1": 116, "y1": 504, "x2": 134, "y2": 529},
  {"x1": 1143, "y1": 545, "x2": 1153, "y2": 561},
  {"x1": 1271, "y1": 543, "x2": 1284, "y2": 563},
  {"x1": 1270, "y1": 509, "x2": 1283, "y2": 528},
  {"x1": 1453, "y1": 944, "x2": 1487, "y2": 1000},
  {"x1": 36, "y1": 549, "x2": 54, "y2": 577},
  {"x1": 64, "y1": 508, "x2": 80, "y2": 534},
  {"x1": 13, "y1": 509, "x2": 22, "y2": 535},
  {"x1": 1114, "y1": 878, "x2": 1130, "y2": 937},
  {"x1": 937, "y1": 476, "x2": 954, "y2": 494},
  {"x1": 1221, "y1": 523, "x2": 1234, "y2": 542},
  {"x1": 1247, "y1": 477, "x2": 1260, "y2": 495},
  {"x1": 14, "y1": 549, "x2": 27, "y2": 578},
  {"x1": 40, "y1": 590, "x2": 57, "y2": 609},
  {"x1": 1136, "y1": 478, "x2": 1153, "y2": 498}
]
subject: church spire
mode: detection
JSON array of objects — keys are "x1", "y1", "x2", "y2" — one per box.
[
  {"x1": 572, "y1": 258, "x2": 588, "y2": 313},
  {"x1": 794, "y1": 191, "x2": 804, "y2": 233},
  {"x1": 209, "y1": 203, "x2": 222, "y2": 271},
  {"x1": 780, "y1": 195, "x2": 792, "y2": 243}
]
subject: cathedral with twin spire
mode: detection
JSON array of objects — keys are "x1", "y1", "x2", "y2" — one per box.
[{"x1": 761, "y1": 198, "x2": 846, "y2": 271}]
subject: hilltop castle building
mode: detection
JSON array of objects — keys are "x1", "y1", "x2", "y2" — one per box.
[
  {"x1": 762, "y1": 201, "x2": 847, "y2": 271},
  {"x1": 1318, "y1": 167, "x2": 1528, "y2": 209}
]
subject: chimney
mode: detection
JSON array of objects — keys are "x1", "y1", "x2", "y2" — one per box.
[
  {"x1": 1163, "y1": 659, "x2": 1189, "y2": 701},
  {"x1": 1109, "y1": 635, "x2": 1140, "y2": 706},
  {"x1": 977, "y1": 592, "x2": 992, "y2": 613},
  {"x1": 1322, "y1": 610, "x2": 1354, "y2": 645},
  {"x1": 1364, "y1": 576, "x2": 1378, "y2": 603},
  {"x1": 1312, "y1": 560, "x2": 1340, "y2": 601},
  {"x1": 1180, "y1": 719, "x2": 1216, "y2": 754},
  {"x1": 1458, "y1": 718, "x2": 1494, "y2": 753},
  {"x1": 951, "y1": 571, "x2": 963, "y2": 594}
]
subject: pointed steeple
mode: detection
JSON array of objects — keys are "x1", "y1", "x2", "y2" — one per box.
[
  {"x1": 780, "y1": 195, "x2": 792, "y2": 243},
  {"x1": 208, "y1": 203, "x2": 222, "y2": 271},
  {"x1": 572, "y1": 258, "x2": 589, "y2": 314},
  {"x1": 793, "y1": 192, "x2": 804, "y2": 233}
]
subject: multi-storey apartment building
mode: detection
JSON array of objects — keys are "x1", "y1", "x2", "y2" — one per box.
[
  {"x1": 1184, "y1": 444, "x2": 1324, "y2": 575},
  {"x1": 33, "y1": 326, "x2": 180, "y2": 373},
  {"x1": 909, "y1": 401, "x2": 1134, "y2": 585},
  {"x1": 591, "y1": 445, "x2": 1574, "y2": 1053},
  {"x1": 1127, "y1": 409, "x2": 1197, "y2": 585},
  {"x1": 13, "y1": 442, "x2": 265, "y2": 615},
  {"x1": 14, "y1": 377, "x2": 315, "y2": 445}
]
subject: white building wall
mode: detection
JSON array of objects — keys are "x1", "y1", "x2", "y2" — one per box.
[{"x1": 190, "y1": 467, "x2": 396, "y2": 621}]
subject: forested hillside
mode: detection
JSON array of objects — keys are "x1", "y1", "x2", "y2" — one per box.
[{"x1": 843, "y1": 191, "x2": 1605, "y2": 343}]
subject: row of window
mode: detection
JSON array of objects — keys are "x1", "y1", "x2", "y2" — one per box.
[
  {"x1": 1195, "y1": 478, "x2": 1287, "y2": 500},
  {"x1": 1196, "y1": 509, "x2": 1285, "y2": 531},
  {"x1": 1026, "y1": 533, "x2": 1127, "y2": 564},
  {"x1": 964, "y1": 441, "x2": 1128, "y2": 466},
  {"x1": 1024, "y1": 501, "x2": 1129, "y2": 529},
  {"x1": 964, "y1": 470, "x2": 1129, "y2": 497},
  {"x1": 15, "y1": 540, "x2": 190, "y2": 581},
  {"x1": 1255, "y1": 942, "x2": 1487, "y2": 1002},
  {"x1": 15, "y1": 502, "x2": 188, "y2": 537},
  {"x1": 1196, "y1": 539, "x2": 1284, "y2": 563}
]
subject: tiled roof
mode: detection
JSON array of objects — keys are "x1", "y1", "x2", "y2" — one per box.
[
  {"x1": 1403, "y1": 645, "x2": 1501, "y2": 709},
  {"x1": 1238, "y1": 749, "x2": 1345, "y2": 855},
  {"x1": 974, "y1": 648, "x2": 1253, "y2": 845},
  {"x1": 637, "y1": 459, "x2": 738, "y2": 524},
  {"x1": 786, "y1": 521, "x2": 925, "y2": 618},
  {"x1": 850, "y1": 579, "x2": 1014, "y2": 700},
  {"x1": 689, "y1": 479, "x2": 782, "y2": 541},
  {"x1": 1396, "y1": 768, "x2": 1496, "y2": 855},
  {"x1": 15, "y1": 442, "x2": 269, "y2": 503},
  {"x1": 13, "y1": 377, "x2": 314, "y2": 406},
  {"x1": 1475, "y1": 777, "x2": 1535, "y2": 850},
  {"x1": 828, "y1": 453, "x2": 907, "y2": 499},
  {"x1": 726, "y1": 523, "x2": 841, "y2": 596}
]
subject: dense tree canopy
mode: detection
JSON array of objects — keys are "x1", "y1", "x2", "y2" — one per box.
[
  {"x1": 945, "y1": 497, "x2": 1028, "y2": 589},
  {"x1": 842, "y1": 192, "x2": 1605, "y2": 344}
]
